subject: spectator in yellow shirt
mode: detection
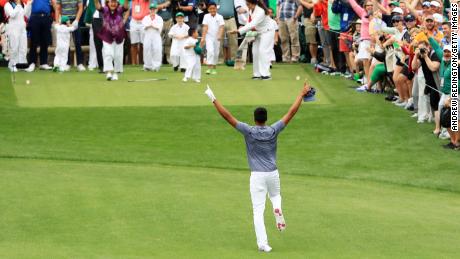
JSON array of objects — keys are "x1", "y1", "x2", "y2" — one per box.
[{"x1": 414, "y1": 15, "x2": 444, "y2": 43}]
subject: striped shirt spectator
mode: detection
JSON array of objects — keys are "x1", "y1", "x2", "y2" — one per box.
[
  {"x1": 277, "y1": 0, "x2": 300, "y2": 20},
  {"x1": 57, "y1": 0, "x2": 81, "y2": 20}
]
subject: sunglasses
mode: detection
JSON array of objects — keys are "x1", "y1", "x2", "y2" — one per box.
[
  {"x1": 444, "y1": 50, "x2": 451, "y2": 53},
  {"x1": 365, "y1": 4, "x2": 373, "y2": 7},
  {"x1": 426, "y1": 19, "x2": 434, "y2": 22}
]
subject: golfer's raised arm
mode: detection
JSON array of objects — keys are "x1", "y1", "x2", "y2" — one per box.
[
  {"x1": 213, "y1": 100, "x2": 238, "y2": 128},
  {"x1": 205, "y1": 86, "x2": 238, "y2": 127},
  {"x1": 281, "y1": 83, "x2": 310, "y2": 126}
]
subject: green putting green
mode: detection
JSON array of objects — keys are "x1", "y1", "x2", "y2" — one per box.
[
  {"x1": 11, "y1": 65, "x2": 330, "y2": 107},
  {"x1": 0, "y1": 65, "x2": 459, "y2": 258}
]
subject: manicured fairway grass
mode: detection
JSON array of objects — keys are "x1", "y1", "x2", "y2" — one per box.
[{"x1": 0, "y1": 65, "x2": 459, "y2": 258}]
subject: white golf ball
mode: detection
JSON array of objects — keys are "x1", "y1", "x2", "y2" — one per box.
[
  {"x1": 296, "y1": 76, "x2": 300, "y2": 81},
  {"x1": 26, "y1": 80, "x2": 30, "y2": 85}
]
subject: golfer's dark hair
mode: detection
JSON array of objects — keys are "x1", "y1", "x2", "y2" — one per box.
[
  {"x1": 188, "y1": 28, "x2": 196, "y2": 36},
  {"x1": 246, "y1": 0, "x2": 270, "y2": 15},
  {"x1": 207, "y1": 1, "x2": 217, "y2": 7},
  {"x1": 254, "y1": 107, "x2": 267, "y2": 123}
]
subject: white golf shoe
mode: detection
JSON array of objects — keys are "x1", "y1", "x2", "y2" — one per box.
[
  {"x1": 39, "y1": 64, "x2": 52, "y2": 70},
  {"x1": 77, "y1": 64, "x2": 86, "y2": 72},
  {"x1": 258, "y1": 244, "x2": 272, "y2": 252},
  {"x1": 106, "y1": 72, "x2": 112, "y2": 81},
  {"x1": 395, "y1": 101, "x2": 408, "y2": 107},
  {"x1": 439, "y1": 130, "x2": 450, "y2": 140},
  {"x1": 25, "y1": 63, "x2": 35, "y2": 72},
  {"x1": 112, "y1": 73, "x2": 118, "y2": 81},
  {"x1": 274, "y1": 208, "x2": 286, "y2": 231}
]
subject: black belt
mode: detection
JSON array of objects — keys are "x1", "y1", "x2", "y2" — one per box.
[
  {"x1": 31, "y1": 13, "x2": 50, "y2": 17},
  {"x1": 224, "y1": 16, "x2": 234, "y2": 20}
]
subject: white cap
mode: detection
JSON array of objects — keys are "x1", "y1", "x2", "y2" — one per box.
[
  {"x1": 355, "y1": 19, "x2": 362, "y2": 24},
  {"x1": 422, "y1": 1, "x2": 431, "y2": 6},
  {"x1": 443, "y1": 45, "x2": 452, "y2": 52},
  {"x1": 433, "y1": 13, "x2": 443, "y2": 23},
  {"x1": 430, "y1": 1, "x2": 441, "y2": 7},
  {"x1": 392, "y1": 7, "x2": 404, "y2": 14}
]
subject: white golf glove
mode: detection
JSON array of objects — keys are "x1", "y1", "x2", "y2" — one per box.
[
  {"x1": 205, "y1": 85, "x2": 216, "y2": 103},
  {"x1": 72, "y1": 20, "x2": 79, "y2": 28}
]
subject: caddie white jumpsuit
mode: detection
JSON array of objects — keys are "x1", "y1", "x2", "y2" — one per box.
[
  {"x1": 4, "y1": 1, "x2": 31, "y2": 71},
  {"x1": 168, "y1": 22, "x2": 189, "y2": 69},
  {"x1": 202, "y1": 12, "x2": 224, "y2": 66},
  {"x1": 142, "y1": 13, "x2": 163, "y2": 71},
  {"x1": 53, "y1": 23, "x2": 77, "y2": 71},
  {"x1": 183, "y1": 37, "x2": 201, "y2": 81},
  {"x1": 237, "y1": 5, "x2": 274, "y2": 78}
]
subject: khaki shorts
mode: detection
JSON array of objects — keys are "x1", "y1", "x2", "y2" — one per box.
[
  {"x1": 303, "y1": 19, "x2": 317, "y2": 44},
  {"x1": 129, "y1": 19, "x2": 144, "y2": 44}
]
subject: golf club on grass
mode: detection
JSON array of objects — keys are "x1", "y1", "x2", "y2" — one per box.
[
  {"x1": 12, "y1": 63, "x2": 29, "y2": 83},
  {"x1": 127, "y1": 78, "x2": 168, "y2": 83}
]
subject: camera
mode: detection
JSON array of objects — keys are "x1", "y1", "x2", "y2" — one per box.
[
  {"x1": 419, "y1": 48, "x2": 426, "y2": 55},
  {"x1": 198, "y1": 1, "x2": 207, "y2": 10},
  {"x1": 379, "y1": 35, "x2": 386, "y2": 42}
]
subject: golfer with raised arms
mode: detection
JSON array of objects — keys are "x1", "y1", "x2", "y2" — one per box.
[{"x1": 205, "y1": 82, "x2": 311, "y2": 252}]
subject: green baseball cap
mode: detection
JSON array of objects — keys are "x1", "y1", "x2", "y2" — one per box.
[
  {"x1": 149, "y1": 3, "x2": 157, "y2": 9},
  {"x1": 176, "y1": 12, "x2": 185, "y2": 17},
  {"x1": 61, "y1": 16, "x2": 69, "y2": 24},
  {"x1": 389, "y1": 1, "x2": 400, "y2": 6}
]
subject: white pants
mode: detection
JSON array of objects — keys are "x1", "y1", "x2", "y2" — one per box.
[
  {"x1": 205, "y1": 37, "x2": 220, "y2": 66},
  {"x1": 252, "y1": 30, "x2": 274, "y2": 77},
  {"x1": 180, "y1": 51, "x2": 187, "y2": 69},
  {"x1": 171, "y1": 54, "x2": 187, "y2": 69},
  {"x1": 5, "y1": 25, "x2": 27, "y2": 69},
  {"x1": 54, "y1": 40, "x2": 70, "y2": 69},
  {"x1": 250, "y1": 170, "x2": 282, "y2": 247},
  {"x1": 171, "y1": 55, "x2": 180, "y2": 68},
  {"x1": 416, "y1": 68, "x2": 432, "y2": 120},
  {"x1": 270, "y1": 48, "x2": 276, "y2": 62},
  {"x1": 267, "y1": 31, "x2": 275, "y2": 63},
  {"x1": 143, "y1": 32, "x2": 162, "y2": 70},
  {"x1": 184, "y1": 54, "x2": 201, "y2": 80},
  {"x1": 102, "y1": 41, "x2": 124, "y2": 73},
  {"x1": 170, "y1": 39, "x2": 187, "y2": 69},
  {"x1": 88, "y1": 27, "x2": 98, "y2": 69}
]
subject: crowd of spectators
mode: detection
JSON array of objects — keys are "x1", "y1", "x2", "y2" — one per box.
[{"x1": 0, "y1": 0, "x2": 457, "y2": 149}]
